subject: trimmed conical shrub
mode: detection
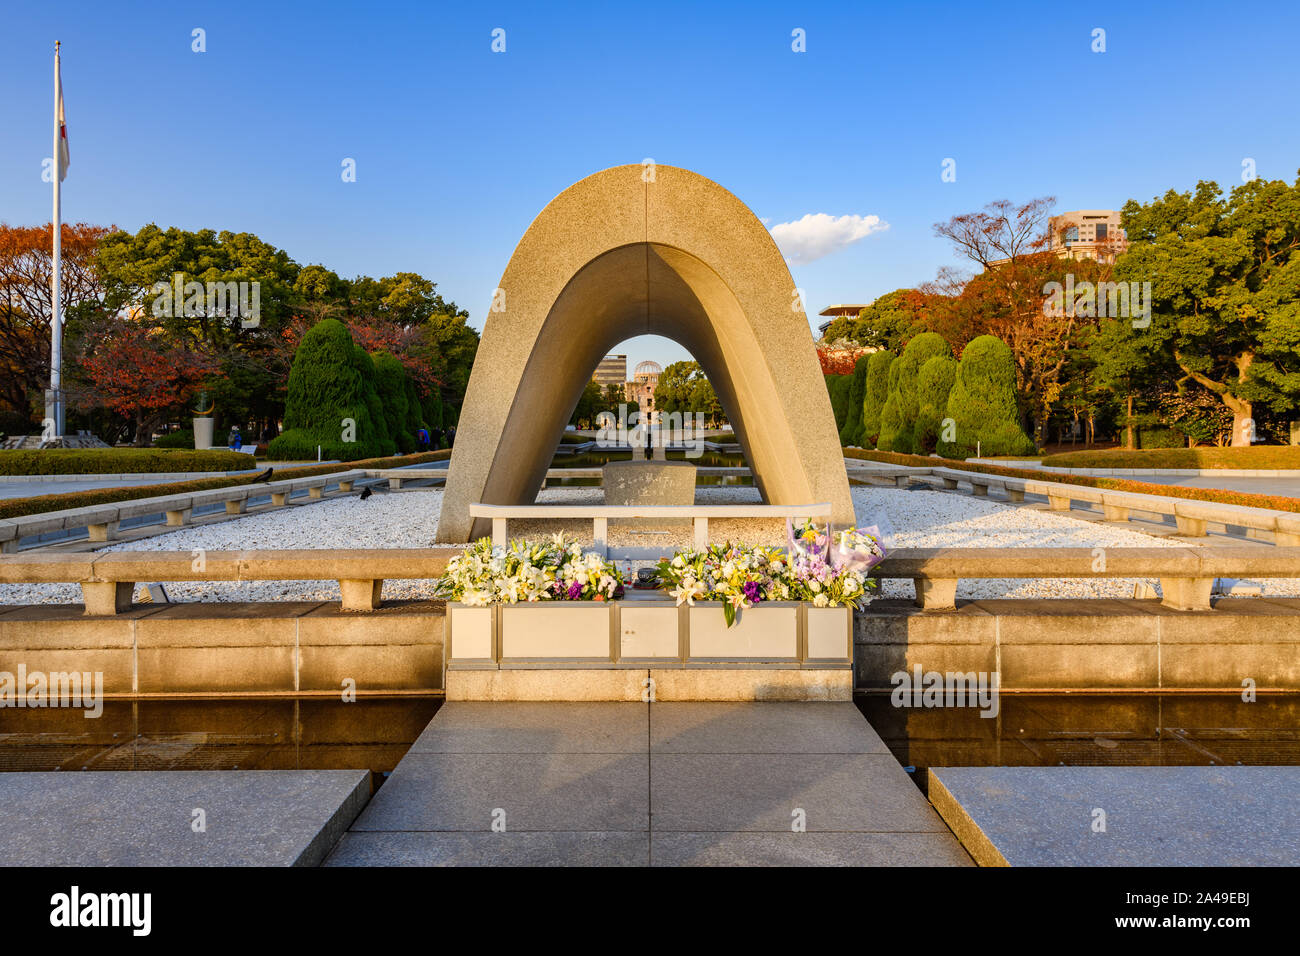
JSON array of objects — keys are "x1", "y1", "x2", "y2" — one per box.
[
  {"x1": 938, "y1": 334, "x2": 1035, "y2": 458},
  {"x1": 913, "y1": 355, "x2": 958, "y2": 454},
  {"x1": 824, "y1": 374, "x2": 852, "y2": 432},
  {"x1": 889, "y1": 332, "x2": 951, "y2": 454},
  {"x1": 371, "y1": 350, "x2": 414, "y2": 453},
  {"x1": 403, "y1": 375, "x2": 427, "y2": 440},
  {"x1": 861, "y1": 350, "x2": 894, "y2": 448},
  {"x1": 839, "y1": 355, "x2": 870, "y2": 446},
  {"x1": 268, "y1": 318, "x2": 394, "y2": 461}
]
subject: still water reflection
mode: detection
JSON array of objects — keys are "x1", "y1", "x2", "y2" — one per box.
[
  {"x1": 0, "y1": 696, "x2": 442, "y2": 773},
  {"x1": 856, "y1": 692, "x2": 1300, "y2": 783}
]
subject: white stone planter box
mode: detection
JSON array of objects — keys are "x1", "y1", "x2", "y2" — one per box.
[{"x1": 446, "y1": 600, "x2": 852, "y2": 668}]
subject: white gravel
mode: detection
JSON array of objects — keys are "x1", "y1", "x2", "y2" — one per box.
[{"x1": 2, "y1": 484, "x2": 1295, "y2": 604}]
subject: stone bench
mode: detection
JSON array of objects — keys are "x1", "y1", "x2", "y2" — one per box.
[
  {"x1": 0, "y1": 547, "x2": 463, "y2": 615},
  {"x1": 7, "y1": 545, "x2": 1298, "y2": 618},
  {"x1": 873, "y1": 546, "x2": 1300, "y2": 612}
]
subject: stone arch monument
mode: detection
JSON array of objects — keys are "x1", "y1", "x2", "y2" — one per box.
[{"x1": 436, "y1": 164, "x2": 853, "y2": 543}]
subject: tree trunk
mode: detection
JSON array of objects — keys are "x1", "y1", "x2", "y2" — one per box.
[
  {"x1": 1230, "y1": 402, "x2": 1254, "y2": 446},
  {"x1": 1125, "y1": 395, "x2": 1135, "y2": 449}
]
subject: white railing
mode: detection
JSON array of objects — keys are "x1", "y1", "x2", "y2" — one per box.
[{"x1": 468, "y1": 502, "x2": 833, "y2": 557}]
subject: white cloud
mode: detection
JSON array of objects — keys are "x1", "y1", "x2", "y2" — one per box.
[{"x1": 768, "y1": 213, "x2": 889, "y2": 265}]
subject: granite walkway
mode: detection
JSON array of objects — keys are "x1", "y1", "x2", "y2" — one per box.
[{"x1": 324, "y1": 701, "x2": 972, "y2": 866}]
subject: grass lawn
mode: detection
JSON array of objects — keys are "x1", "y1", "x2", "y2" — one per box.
[{"x1": 1040, "y1": 447, "x2": 1300, "y2": 469}]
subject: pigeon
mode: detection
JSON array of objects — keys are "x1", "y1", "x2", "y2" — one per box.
[
  {"x1": 250, "y1": 467, "x2": 274, "y2": 483},
  {"x1": 359, "y1": 486, "x2": 373, "y2": 500}
]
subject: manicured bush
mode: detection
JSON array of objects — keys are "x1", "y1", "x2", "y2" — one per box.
[
  {"x1": 370, "y1": 350, "x2": 415, "y2": 453},
  {"x1": 0, "y1": 450, "x2": 451, "y2": 520},
  {"x1": 839, "y1": 356, "x2": 870, "y2": 447},
  {"x1": 841, "y1": 448, "x2": 1300, "y2": 513},
  {"x1": 1040, "y1": 447, "x2": 1300, "y2": 469},
  {"x1": 912, "y1": 355, "x2": 959, "y2": 455},
  {"x1": 0, "y1": 448, "x2": 254, "y2": 476},
  {"x1": 824, "y1": 374, "x2": 852, "y2": 432},
  {"x1": 939, "y1": 335, "x2": 1035, "y2": 458},
  {"x1": 403, "y1": 376, "x2": 427, "y2": 444},
  {"x1": 152, "y1": 429, "x2": 195, "y2": 449},
  {"x1": 268, "y1": 319, "x2": 394, "y2": 461},
  {"x1": 1138, "y1": 426, "x2": 1186, "y2": 450},
  {"x1": 890, "y1": 332, "x2": 951, "y2": 454},
  {"x1": 861, "y1": 349, "x2": 894, "y2": 448},
  {"x1": 877, "y1": 390, "x2": 904, "y2": 452}
]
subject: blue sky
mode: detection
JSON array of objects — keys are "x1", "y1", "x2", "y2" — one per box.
[{"x1": 3, "y1": 0, "x2": 1298, "y2": 369}]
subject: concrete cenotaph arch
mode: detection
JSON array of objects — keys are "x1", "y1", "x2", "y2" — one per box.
[{"x1": 436, "y1": 164, "x2": 853, "y2": 543}]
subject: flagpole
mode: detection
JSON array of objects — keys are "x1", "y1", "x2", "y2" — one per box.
[{"x1": 49, "y1": 40, "x2": 64, "y2": 440}]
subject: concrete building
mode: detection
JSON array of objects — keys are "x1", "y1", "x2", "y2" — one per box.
[
  {"x1": 816, "y1": 304, "x2": 871, "y2": 339},
  {"x1": 625, "y1": 360, "x2": 662, "y2": 412},
  {"x1": 593, "y1": 353, "x2": 627, "y2": 390},
  {"x1": 1049, "y1": 210, "x2": 1127, "y2": 264}
]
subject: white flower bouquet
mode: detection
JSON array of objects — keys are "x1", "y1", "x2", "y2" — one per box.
[{"x1": 435, "y1": 534, "x2": 625, "y2": 606}]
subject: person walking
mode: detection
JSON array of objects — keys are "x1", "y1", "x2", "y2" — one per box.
[{"x1": 228, "y1": 426, "x2": 242, "y2": 453}]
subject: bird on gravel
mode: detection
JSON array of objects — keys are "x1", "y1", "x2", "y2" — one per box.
[
  {"x1": 251, "y1": 467, "x2": 274, "y2": 483},
  {"x1": 359, "y1": 486, "x2": 373, "y2": 500}
]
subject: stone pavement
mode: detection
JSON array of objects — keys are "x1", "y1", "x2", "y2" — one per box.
[
  {"x1": 325, "y1": 701, "x2": 972, "y2": 866},
  {"x1": 929, "y1": 766, "x2": 1300, "y2": 866},
  {"x1": 0, "y1": 770, "x2": 370, "y2": 866}
]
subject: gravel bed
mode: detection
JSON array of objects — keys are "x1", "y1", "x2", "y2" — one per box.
[{"x1": 2, "y1": 485, "x2": 1295, "y2": 605}]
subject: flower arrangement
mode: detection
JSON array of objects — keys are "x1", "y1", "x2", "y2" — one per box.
[
  {"x1": 654, "y1": 542, "x2": 787, "y2": 627},
  {"x1": 434, "y1": 534, "x2": 624, "y2": 606},
  {"x1": 437, "y1": 524, "x2": 886, "y2": 627},
  {"x1": 657, "y1": 523, "x2": 884, "y2": 626}
]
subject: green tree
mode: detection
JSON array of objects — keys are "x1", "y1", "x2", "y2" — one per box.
[
  {"x1": 939, "y1": 335, "x2": 1036, "y2": 458},
  {"x1": 94, "y1": 225, "x2": 300, "y2": 432},
  {"x1": 822, "y1": 290, "x2": 931, "y2": 352},
  {"x1": 269, "y1": 319, "x2": 393, "y2": 460},
  {"x1": 861, "y1": 349, "x2": 895, "y2": 447},
  {"x1": 1112, "y1": 173, "x2": 1300, "y2": 444},
  {"x1": 570, "y1": 380, "x2": 603, "y2": 428},
  {"x1": 654, "y1": 361, "x2": 722, "y2": 422}
]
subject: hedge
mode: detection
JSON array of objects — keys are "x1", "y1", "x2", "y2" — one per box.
[
  {"x1": 843, "y1": 448, "x2": 1300, "y2": 514},
  {"x1": 1040, "y1": 447, "x2": 1300, "y2": 470},
  {"x1": 1137, "y1": 426, "x2": 1187, "y2": 450},
  {"x1": 0, "y1": 450, "x2": 451, "y2": 520},
  {"x1": 152, "y1": 430, "x2": 195, "y2": 449},
  {"x1": 0, "y1": 448, "x2": 255, "y2": 476}
]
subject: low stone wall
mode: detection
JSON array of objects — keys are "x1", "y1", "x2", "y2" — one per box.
[
  {"x1": 6, "y1": 596, "x2": 1299, "y2": 697},
  {"x1": 855, "y1": 598, "x2": 1300, "y2": 691},
  {"x1": 0, "y1": 600, "x2": 445, "y2": 696}
]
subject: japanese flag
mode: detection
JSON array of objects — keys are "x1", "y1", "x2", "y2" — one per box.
[{"x1": 55, "y1": 53, "x2": 69, "y2": 181}]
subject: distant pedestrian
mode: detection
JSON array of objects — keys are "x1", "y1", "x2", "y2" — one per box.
[
  {"x1": 227, "y1": 426, "x2": 242, "y2": 452},
  {"x1": 416, "y1": 427, "x2": 430, "y2": 452},
  {"x1": 447, "y1": 426, "x2": 456, "y2": 447}
]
